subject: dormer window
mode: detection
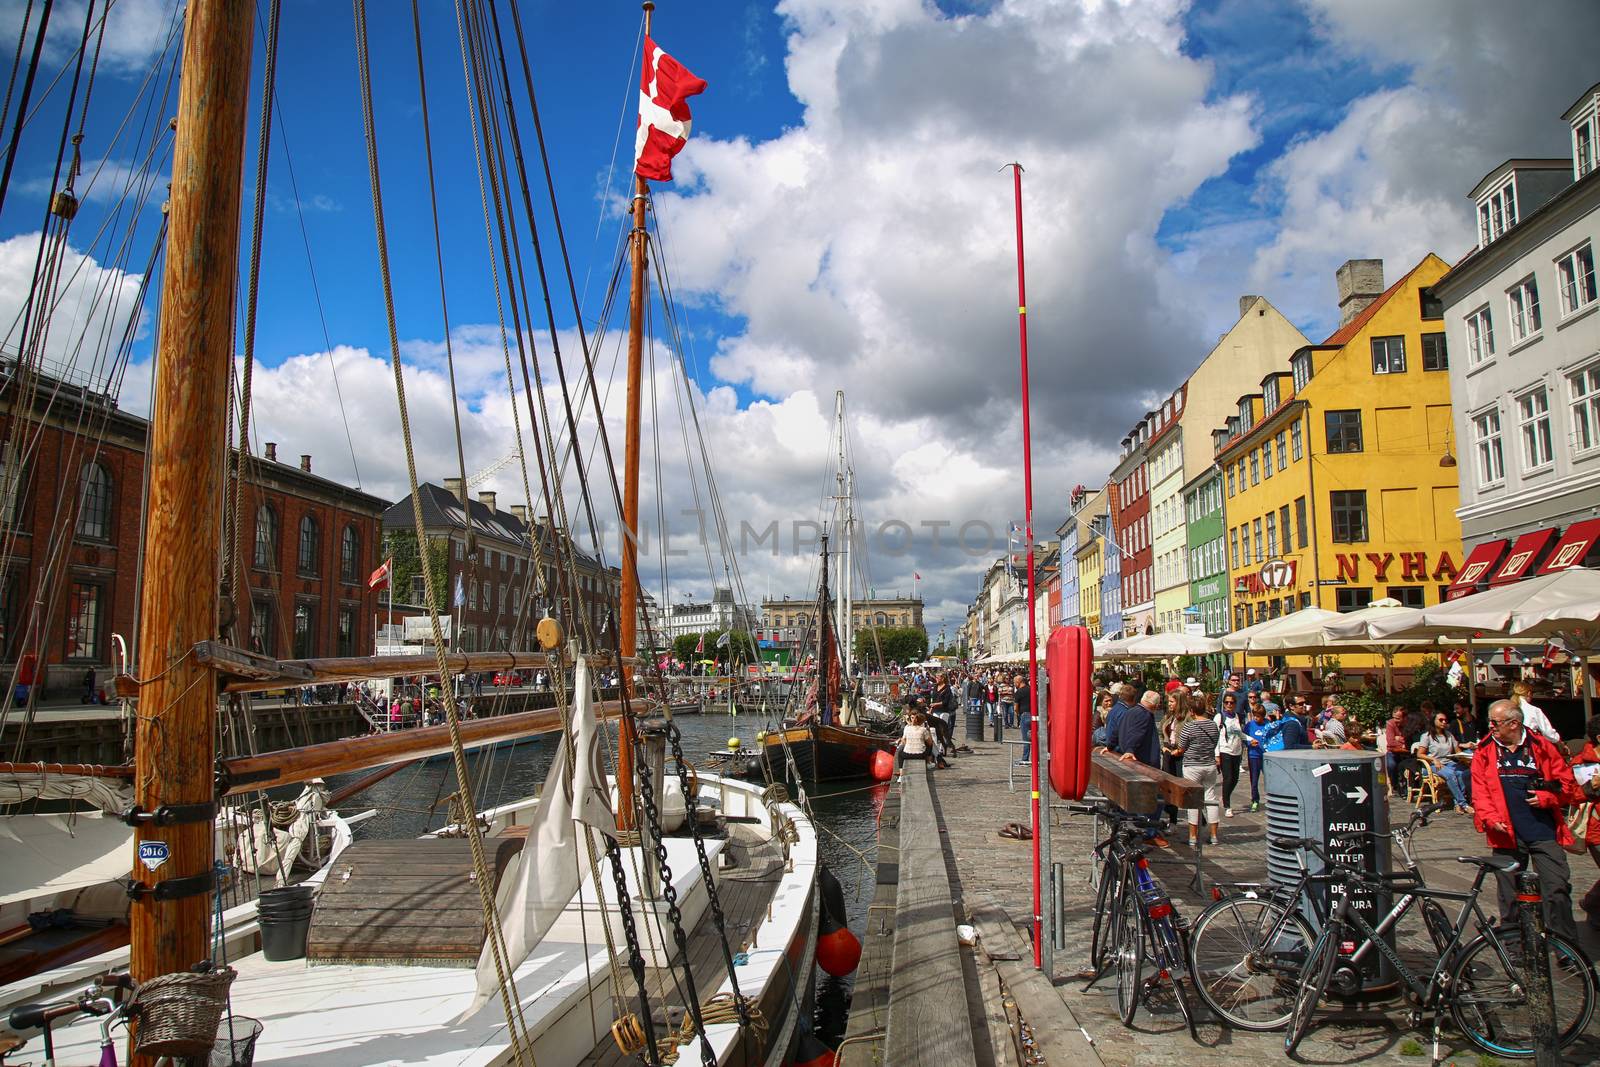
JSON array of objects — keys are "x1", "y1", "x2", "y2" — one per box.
[
  {"x1": 1238, "y1": 399, "x2": 1254, "y2": 431},
  {"x1": 1291, "y1": 351, "x2": 1313, "y2": 393},
  {"x1": 1574, "y1": 95, "x2": 1597, "y2": 179},
  {"x1": 1263, "y1": 378, "x2": 1279, "y2": 412},
  {"x1": 1477, "y1": 178, "x2": 1517, "y2": 246}
]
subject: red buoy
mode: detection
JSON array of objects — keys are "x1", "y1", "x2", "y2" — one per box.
[
  {"x1": 816, "y1": 926, "x2": 862, "y2": 977},
  {"x1": 792, "y1": 1030, "x2": 835, "y2": 1067},
  {"x1": 870, "y1": 748, "x2": 894, "y2": 782}
]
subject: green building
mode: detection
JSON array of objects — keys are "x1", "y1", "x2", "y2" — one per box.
[{"x1": 1183, "y1": 463, "x2": 1228, "y2": 637}]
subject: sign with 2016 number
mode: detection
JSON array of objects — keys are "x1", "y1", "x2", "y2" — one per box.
[{"x1": 138, "y1": 841, "x2": 170, "y2": 872}]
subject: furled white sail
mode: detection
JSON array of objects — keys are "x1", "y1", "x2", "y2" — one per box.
[{"x1": 469, "y1": 656, "x2": 616, "y2": 1012}]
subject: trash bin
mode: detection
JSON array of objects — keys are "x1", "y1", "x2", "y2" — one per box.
[
  {"x1": 1263, "y1": 749, "x2": 1395, "y2": 993},
  {"x1": 964, "y1": 707, "x2": 983, "y2": 741}
]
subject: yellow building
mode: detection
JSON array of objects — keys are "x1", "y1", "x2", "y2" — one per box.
[
  {"x1": 1215, "y1": 255, "x2": 1464, "y2": 672},
  {"x1": 1077, "y1": 526, "x2": 1104, "y2": 638}
]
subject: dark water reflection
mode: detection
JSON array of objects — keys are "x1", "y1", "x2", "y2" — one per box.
[{"x1": 322, "y1": 713, "x2": 882, "y2": 1039}]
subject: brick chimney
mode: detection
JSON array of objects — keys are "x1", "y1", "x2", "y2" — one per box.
[
  {"x1": 1239, "y1": 294, "x2": 1261, "y2": 318},
  {"x1": 509, "y1": 504, "x2": 529, "y2": 524},
  {"x1": 299, "y1": 454, "x2": 311, "y2": 472},
  {"x1": 478, "y1": 490, "x2": 496, "y2": 513},
  {"x1": 1335, "y1": 259, "x2": 1384, "y2": 326},
  {"x1": 264, "y1": 442, "x2": 277, "y2": 462},
  {"x1": 442, "y1": 477, "x2": 464, "y2": 500}
]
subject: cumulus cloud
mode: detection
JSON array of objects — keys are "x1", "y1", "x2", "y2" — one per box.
[
  {"x1": 0, "y1": 233, "x2": 146, "y2": 389},
  {"x1": 0, "y1": 0, "x2": 182, "y2": 80}
]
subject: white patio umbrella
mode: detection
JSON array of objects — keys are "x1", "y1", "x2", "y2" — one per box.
[
  {"x1": 1092, "y1": 634, "x2": 1144, "y2": 660},
  {"x1": 1218, "y1": 607, "x2": 1343, "y2": 652},
  {"x1": 1366, "y1": 568, "x2": 1600, "y2": 715},
  {"x1": 1254, "y1": 598, "x2": 1435, "y2": 694},
  {"x1": 1121, "y1": 632, "x2": 1223, "y2": 658}
]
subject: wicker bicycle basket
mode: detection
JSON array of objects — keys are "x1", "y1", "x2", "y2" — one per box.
[{"x1": 133, "y1": 967, "x2": 238, "y2": 1059}]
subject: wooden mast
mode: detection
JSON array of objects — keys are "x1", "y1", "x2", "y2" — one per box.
[
  {"x1": 128, "y1": 0, "x2": 252, "y2": 1043},
  {"x1": 616, "y1": 0, "x2": 656, "y2": 834}
]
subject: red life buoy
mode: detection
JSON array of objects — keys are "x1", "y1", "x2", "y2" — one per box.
[{"x1": 1046, "y1": 625, "x2": 1093, "y2": 800}]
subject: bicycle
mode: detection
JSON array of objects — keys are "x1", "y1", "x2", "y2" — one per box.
[
  {"x1": 1279, "y1": 837, "x2": 1596, "y2": 1060},
  {"x1": 1070, "y1": 800, "x2": 1198, "y2": 1039},
  {"x1": 5, "y1": 971, "x2": 134, "y2": 1066},
  {"x1": 1188, "y1": 799, "x2": 1455, "y2": 1030}
]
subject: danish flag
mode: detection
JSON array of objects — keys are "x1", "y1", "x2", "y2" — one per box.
[
  {"x1": 367, "y1": 558, "x2": 391, "y2": 591},
  {"x1": 634, "y1": 37, "x2": 706, "y2": 182}
]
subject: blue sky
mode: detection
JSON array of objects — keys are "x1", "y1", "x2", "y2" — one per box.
[{"x1": 2, "y1": 0, "x2": 1597, "y2": 633}]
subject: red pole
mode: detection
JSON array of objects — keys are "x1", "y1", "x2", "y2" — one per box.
[{"x1": 1007, "y1": 163, "x2": 1042, "y2": 966}]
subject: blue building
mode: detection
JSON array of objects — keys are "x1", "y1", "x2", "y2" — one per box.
[{"x1": 1099, "y1": 502, "x2": 1123, "y2": 639}]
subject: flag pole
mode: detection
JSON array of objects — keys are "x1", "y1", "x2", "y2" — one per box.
[{"x1": 1006, "y1": 162, "x2": 1043, "y2": 967}]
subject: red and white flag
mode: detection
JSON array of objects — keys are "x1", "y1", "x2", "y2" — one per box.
[
  {"x1": 1542, "y1": 643, "x2": 1559, "y2": 669},
  {"x1": 368, "y1": 558, "x2": 392, "y2": 591},
  {"x1": 694, "y1": 633, "x2": 705, "y2": 655},
  {"x1": 634, "y1": 36, "x2": 706, "y2": 182}
]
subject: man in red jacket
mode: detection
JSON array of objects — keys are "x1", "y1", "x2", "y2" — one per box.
[{"x1": 1471, "y1": 699, "x2": 1583, "y2": 942}]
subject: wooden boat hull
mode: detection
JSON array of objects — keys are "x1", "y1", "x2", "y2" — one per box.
[{"x1": 754, "y1": 723, "x2": 895, "y2": 783}]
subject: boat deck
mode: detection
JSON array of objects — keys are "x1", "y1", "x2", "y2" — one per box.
[{"x1": 579, "y1": 823, "x2": 787, "y2": 1066}]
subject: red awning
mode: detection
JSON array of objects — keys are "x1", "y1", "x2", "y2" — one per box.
[
  {"x1": 1489, "y1": 528, "x2": 1558, "y2": 586},
  {"x1": 1445, "y1": 539, "x2": 1509, "y2": 600},
  {"x1": 1538, "y1": 518, "x2": 1600, "y2": 574}
]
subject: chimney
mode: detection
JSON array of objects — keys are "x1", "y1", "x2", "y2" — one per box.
[
  {"x1": 442, "y1": 477, "x2": 464, "y2": 500},
  {"x1": 478, "y1": 490, "x2": 497, "y2": 513},
  {"x1": 1335, "y1": 259, "x2": 1384, "y2": 326},
  {"x1": 264, "y1": 442, "x2": 277, "y2": 462},
  {"x1": 510, "y1": 504, "x2": 529, "y2": 524},
  {"x1": 299, "y1": 454, "x2": 311, "y2": 472},
  {"x1": 1238, "y1": 295, "x2": 1261, "y2": 318}
]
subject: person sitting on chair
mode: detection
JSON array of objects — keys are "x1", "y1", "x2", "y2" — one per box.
[{"x1": 1412, "y1": 710, "x2": 1472, "y2": 814}]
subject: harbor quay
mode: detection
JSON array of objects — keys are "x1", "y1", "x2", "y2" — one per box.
[{"x1": 853, "y1": 735, "x2": 1600, "y2": 1066}]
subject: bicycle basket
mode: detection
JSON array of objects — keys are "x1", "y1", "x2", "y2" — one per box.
[
  {"x1": 132, "y1": 967, "x2": 237, "y2": 1059},
  {"x1": 210, "y1": 1015, "x2": 263, "y2": 1067}
]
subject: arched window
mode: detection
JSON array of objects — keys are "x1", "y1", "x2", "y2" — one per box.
[
  {"x1": 341, "y1": 525, "x2": 359, "y2": 583},
  {"x1": 76, "y1": 463, "x2": 112, "y2": 540},
  {"x1": 874, "y1": 612, "x2": 887, "y2": 626},
  {"x1": 254, "y1": 505, "x2": 278, "y2": 570},
  {"x1": 297, "y1": 515, "x2": 319, "y2": 574}
]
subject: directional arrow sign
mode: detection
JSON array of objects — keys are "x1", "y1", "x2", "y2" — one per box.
[{"x1": 1344, "y1": 785, "x2": 1369, "y2": 804}]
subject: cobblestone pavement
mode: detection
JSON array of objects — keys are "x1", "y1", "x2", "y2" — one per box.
[{"x1": 931, "y1": 733, "x2": 1600, "y2": 1065}]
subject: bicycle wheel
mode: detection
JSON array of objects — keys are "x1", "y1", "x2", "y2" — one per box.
[
  {"x1": 1152, "y1": 916, "x2": 1200, "y2": 1041},
  {"x1": 1088, "y1": 857, "x2": 1121, "y2": 976},
  {"x1": 1284, "y1": 922, "x2": 1338, "y2": 1058},
  {"x1": 1450, "y1": 932, "x2": 1597, "y2": 1057},
  {"x1": 1188, "y1": 895, "x2": 1314, "y2": 1031},
  {"x1": 1115, "y1": 885, "x2": 1145, "y2": 1026}
]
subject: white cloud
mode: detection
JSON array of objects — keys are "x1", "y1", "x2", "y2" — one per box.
[{"x1": 0, "y1": 233, "x2": 146, "y2": 388}]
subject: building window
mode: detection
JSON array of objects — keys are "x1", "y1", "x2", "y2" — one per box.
[
  {"x1": 1370, "y1": 336, "x2": 1406, "y2": 374},
  {"x1": 1466, "y1": 306, "x2": 1495, "y2": 365},
  {"x1": 1558, "y1": 242, "x2": 1597, "y2": 316},
  {"x1": 65, "y1": 582, "x2": 102, "y2": 659},
  {"x1": 76, "y1": 463, "x2": 112, "y2": 541},
  {"x1": 1294, "y1": 496, "x2": 1308, "y2": 549},
  {"x1": 1261, "y1": 444, "x2": 1273, "y2": 480},
  {"x1": 1507, "y1": 276, "x2": 1541, "y2": 342},
  {"x1": 1571, "y1": 361, "x2": 1600, "y2": 454},
  {"x1": 1266, "y1": 513, "x2": 1278, "y2": 557},
  {"x1": 254, "y1": 505, "x2": 278, "y2": 570},
  {"x1": 1229, "y1": 528, "x2": 1239, "y2": 570},
  {"x1": 1336, "y1": 587, "x2": 1374, "y2": 613},
  {"x1": 1421, "y1": 332, "x2": 1448, "y2": 371},
  {"x1": 1472, "y1": 408, "x2": 1505, "y2": 485},
  {"x1": 1325, "y1": 410, "x2": 1363, "y2": 454},
  {"x1": 1291, "y1": 351, "x2": 1312, "y2": 393},
  {"x1": 1249, "y1": 451, "x2": 1260, "y2": 484},
  {"x1": 1419, "y1": 286, "x2": 1443, "y2": 320},
  {"x1": 341, "y1": 526, "x2": 359, "y2": 582},
  {"x1": 0, "y1": 443, "x2": 22, "y2": 526},
  {"x1": 1275, "y1": 432, "x2": 1287, "y2": 471},
  {"x1": 1387, "y1": 586, "x2": 1425, "y2": 608},
  {"x1": 297, "y1": 515, "x2": 319, "y2": 575},
  {"x1": 1252, "y1": 518, "x2": 1263, "y2": 563},
  {"x1": 337, "y1": 607, "x2": 355, "y2": 656},
  {"x1": 1290, "y1": 422, "x2": 1303, "y2": 461},
  {"x1": 1577, "y1": 111, "x2": 1596, "y2": 178},
  {"x1": 250, "y1": 599, "x2": 272, "y2": 655},
  {"x1": 1515, "y1": 387, "x2": 1553, "y2": 471},
  {"x1": 1477, "y1": 179, "x2": 1516, "y2": 245},
  {"x1": 1330, "y1": 490, "x2": 1367, "y2": 543},
  {"x1": 293, "y1": 603, "x2": 315, "y2": 659},
  {"x1": 1263, "y1": 378, "x2": 1279, "y2": 412}
]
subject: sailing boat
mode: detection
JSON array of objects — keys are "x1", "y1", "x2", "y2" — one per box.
[
  {"x1": 0, "y1": 3, "x2": 820, "y2": 1065},
  {"x1": 748, "y1": 394, "x2": 900, "y2": 784}
]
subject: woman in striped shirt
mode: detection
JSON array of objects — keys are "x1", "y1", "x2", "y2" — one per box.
[{"x1": 1174, "y1": 694, "x2": 1223, "y2": 847}]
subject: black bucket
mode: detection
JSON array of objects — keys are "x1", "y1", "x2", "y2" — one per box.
[
  {"x1": 259, "y1": 886, "x2": 314, "y2": 906},
  {"x1": 259, "y1": 912, "x2": 311, "y2": 961}
]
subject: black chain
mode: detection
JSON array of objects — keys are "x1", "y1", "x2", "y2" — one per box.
[
  {"x1": 631, "y1": 727, "x2": 717, "y2": 1067},
  {"x1": 603, "y1": 832, "x2": 662, "y2": 1067},
  {"x1": 663, "y1": 715, "x2": 752, "y2": 1028}
]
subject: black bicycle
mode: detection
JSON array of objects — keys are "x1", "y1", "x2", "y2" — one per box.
[
  {"x1": 1280, "y1": 837, "x2": 1596, "y2": 1059},
  {"x1": 1072, "y1": 800, "x2": 1198, "y2": 1039}
]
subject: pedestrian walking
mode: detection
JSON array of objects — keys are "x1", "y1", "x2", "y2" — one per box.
[
  {"x1": 1242, "y1": 703, "x2": 1270, "y2": 811},
  {"x1": 1016, "y1": 674, "x2": 1034, "y2": 765},
  {"x1": 998, "y1": 676, "x2": 1017, "y2": 729},
  {"x1": 1116, "y1": 690, "x2": 1167, "y2": 846},
  {"x1": 1176, "y1": 697, "x2": 1222, "y2": 847},
  {"x1": 1470, "y1": 699, "x2": 1583, "y2": 944},
  {"x1": 1214, "y1": 692, "x2": 1244, "y2": 817}
]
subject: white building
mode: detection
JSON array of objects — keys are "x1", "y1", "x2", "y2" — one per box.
[{"x1": 1432, "y1": 79, "x2": 1600, "y2": 579}]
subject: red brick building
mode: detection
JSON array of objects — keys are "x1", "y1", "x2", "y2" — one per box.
[{"x1": 0, "y1": 373, "x2": 389, "y2": 691}]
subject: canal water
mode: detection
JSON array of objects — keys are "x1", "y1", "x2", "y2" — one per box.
[{"x1": 323, "y1": 711, "x2": 884, "y2": 1036}]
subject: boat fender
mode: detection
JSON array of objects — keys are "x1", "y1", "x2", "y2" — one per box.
[
  {"x1": 815, "y1": 865, "x2": 861, "y2": 976},
  {"x1": 727, "y1": 736, "x2": 742, "y2": 751},
  {"x1": 869, "y1": 749, "x2": 894, "y2": 782}
]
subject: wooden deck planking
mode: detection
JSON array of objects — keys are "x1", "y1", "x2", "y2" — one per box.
[{"x1": 840, "y1": 780, "x2": 898, "y2": 1053}]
